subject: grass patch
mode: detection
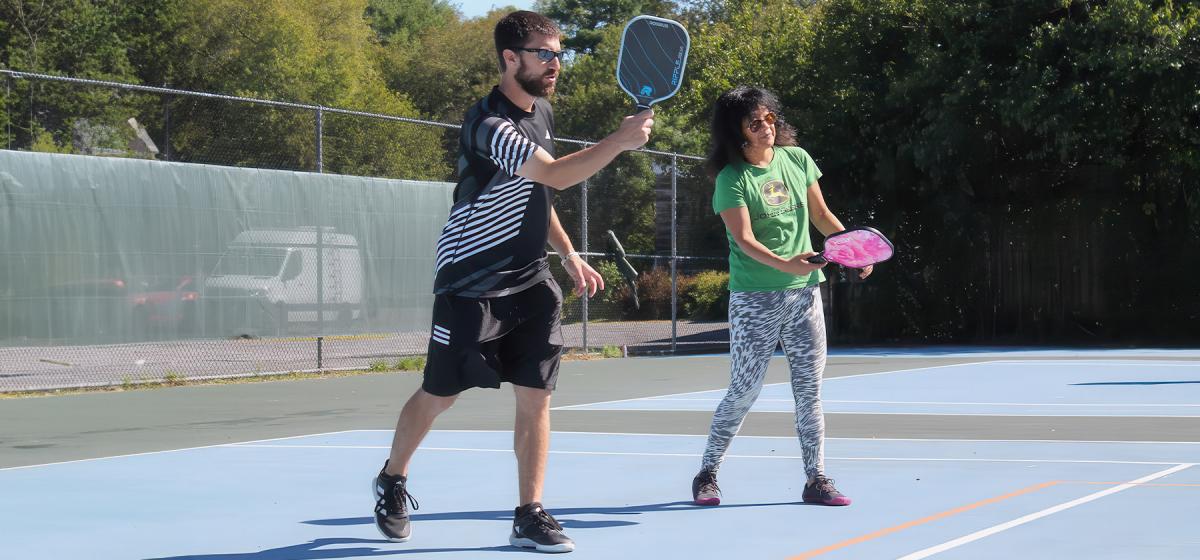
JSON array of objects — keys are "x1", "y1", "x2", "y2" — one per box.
[
  {"x1": 562, "y1": 345, "x2": 626, "y2": 360},
  {"x1": 0, "y1": 361, "x2": 428, "y2": 399},
  {"x1": 2, "y1": 345, "x2": 626, "y2": 399}
]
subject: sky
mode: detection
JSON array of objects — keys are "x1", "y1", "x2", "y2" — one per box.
[{"x1": 453, "y1": 0, "x2": 536, "y2": 20}]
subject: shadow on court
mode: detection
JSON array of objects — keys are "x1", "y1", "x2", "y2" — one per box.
[
  {"x1": 303, "y1": 499, "x2": 805, "y2": 529},
  {"x1": 147, "y1": 502, "x2": 808, "y2": 559},
  {"x1": 146, "y1": 538, "x2": 520, "y2": 559}
]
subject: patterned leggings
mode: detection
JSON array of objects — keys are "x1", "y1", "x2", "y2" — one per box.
[{"x1": 701, "y1": 286, "x2": 827, "y2": 479}]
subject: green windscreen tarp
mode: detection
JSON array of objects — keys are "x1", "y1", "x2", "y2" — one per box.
[{"x1": 0, "y1": 150, "x2": 452, "y2": 346}]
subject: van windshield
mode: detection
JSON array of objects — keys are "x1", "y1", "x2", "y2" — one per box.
[{"x1": 212, "y1": 248, "x2": 288, "y2": 277}]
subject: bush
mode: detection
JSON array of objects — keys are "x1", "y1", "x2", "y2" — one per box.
[{"x1": 683, "y1": 270, "x2": 730, "y2": 320}]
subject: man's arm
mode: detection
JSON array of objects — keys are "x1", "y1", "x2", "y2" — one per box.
[
  {"x1": 517, "y1": 111, "x2": 654, "y2": 189},
  {"x1": 548, "y1": 206, "x2": 604, "y2": 297}
]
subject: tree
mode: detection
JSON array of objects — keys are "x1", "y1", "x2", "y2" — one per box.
[
  {"x1": 380, "y1": 9, "x2": 502, "y2": 123},
  {"x1": 169, "y1": 0, "x2": 449, "y2": 179},
  {"x1": 365, "y1": 0, "x2": 458, "y2": 46},
  {"x1": 0, "y1": 0, "x2": 181, "y2": 152},
  {"x1": 540, "y1": 0, "x2": 678, "y2": 54}
]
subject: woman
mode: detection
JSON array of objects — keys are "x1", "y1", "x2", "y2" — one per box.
[{"x1": 692, "y1": 86, "x2": 872, "y2": 507}]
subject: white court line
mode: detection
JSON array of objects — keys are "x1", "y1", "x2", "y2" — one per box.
[
  {"x1": 0, "y1": 430, "x2": 362, "y2": 471},
  {"x1": 629, "y1": 398, "x2": 1200, "y2": 407},
  {"x1": 550, "y1": 361, "x2": 999, "y2": 410},
  {"x1": 221, "y1": 444, "x2": 1195, "y2": 466},
  {"x1": 13, "y1": 429, "x2": 1196, "y2": 472},
  {"x1": 359, "y1": 428, "x2": 1200, "y2": 445},
  {"x1": 896, "y1": 463, "x2": 1196, "y2": 559},
  {"x1": 983, "y1": 359, "x2": 1200, "y2": 367}
]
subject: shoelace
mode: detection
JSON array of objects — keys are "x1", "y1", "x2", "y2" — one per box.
[
  {"x1": 813, "y1": 476, "x2": 837, "y2": 494},
  {"x1": 535, "y1": 510, "x2": 561, "y2": 532},
  {"x1": 697, "y1": 471, "x2": 719, "y2": 494},
  {"x1": 378, "y1": 480, "x2": 420, "y2": 514}
]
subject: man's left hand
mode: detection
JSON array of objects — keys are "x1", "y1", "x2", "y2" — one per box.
[{"x1": 563, "y1": 255, "x2": 604, "y2": 298}]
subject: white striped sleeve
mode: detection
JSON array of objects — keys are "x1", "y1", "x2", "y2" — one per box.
[{"x1": 474, "y1": 117, "x2": 537, "y2": 176}]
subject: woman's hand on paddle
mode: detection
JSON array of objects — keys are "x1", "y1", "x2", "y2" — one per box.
[{"x1": 785, "y1": 252, "x2": 827, "y2": 275}]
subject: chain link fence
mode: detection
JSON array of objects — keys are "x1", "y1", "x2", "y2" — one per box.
[{"x1": 1, "y1": 70, "x2": 758, "y2": 391}]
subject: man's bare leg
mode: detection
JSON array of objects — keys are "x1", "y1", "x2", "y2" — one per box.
[
  {"x1": 385, "y1": 388, "x2": 457, "y2": 476},
  {"x1": 513, "y1": 385, "x2": 552, "y2": 504}
]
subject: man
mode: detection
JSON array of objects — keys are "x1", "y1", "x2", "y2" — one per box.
[{"x1": 372, "y1": 10, "x2": 654, "y2": 554}]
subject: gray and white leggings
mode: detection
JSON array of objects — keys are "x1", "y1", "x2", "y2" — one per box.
[{"x1": 701, "y1": 285, "x2": 828, "y2": 479}]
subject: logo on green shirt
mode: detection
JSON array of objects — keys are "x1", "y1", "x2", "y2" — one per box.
[{"x1": 761, "y1": 179, "x2": 789, "y2": 206}]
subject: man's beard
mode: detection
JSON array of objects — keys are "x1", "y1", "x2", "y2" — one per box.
[{"x1": 516, "y1": 65, "x2": 556, "y2": 98}]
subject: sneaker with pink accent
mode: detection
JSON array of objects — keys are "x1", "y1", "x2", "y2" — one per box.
[
  {"x1": 802, "y1": 475, "x2": 851, "y2": 506},
  {"x1": 692, "y1": 469, "x2": 721, "y2": 506}
]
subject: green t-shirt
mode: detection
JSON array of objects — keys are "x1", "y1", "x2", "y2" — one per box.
[{"x1": 712, "y1": 146, "x2": 824, "y2": 292}]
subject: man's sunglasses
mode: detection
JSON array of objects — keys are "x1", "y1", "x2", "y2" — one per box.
[
  {"x1": 513, "y1": 47, "x2": 567, "y2": 63},
  {"x1": 746, "y1": 112, "x2": 777, "y2": 133}
]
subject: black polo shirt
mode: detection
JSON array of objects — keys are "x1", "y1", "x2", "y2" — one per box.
[{"x1": 433, "y1": 87, "x2": 556, "y2": 298}]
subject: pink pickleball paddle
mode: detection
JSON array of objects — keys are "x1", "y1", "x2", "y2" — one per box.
[{"x1": 807, "y1": 227, "x2": 894, "y2": 268}]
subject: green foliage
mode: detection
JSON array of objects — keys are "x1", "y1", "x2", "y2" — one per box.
[
  {"x1": 393, "y1": 356, "x2": 426, "y2": 371},
  {"x1": 28, "y1": 123, "x2": 70, "y2": 153},
  {"x1": 365, "y1": 0, "x2": 457, "y2": 45},
  {"x1": 541, "y1": 0, "x2": 678, "y2": 53},
  {"x1": 381, "y1": 10, "x2": 502, "y2": 122},
  {"x1": 682, "y1": 270, "x2": 728, "y2": 320},
  {"x1": 167, "y1": 0, "x2": 448, "y2": 178}
]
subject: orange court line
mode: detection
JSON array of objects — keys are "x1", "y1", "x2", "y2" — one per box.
[{"x1": 788, "y1": 480, "x2": 1062, "y2": 560}]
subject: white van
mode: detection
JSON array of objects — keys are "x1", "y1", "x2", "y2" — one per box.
[{"x1": 203, "y1": 228, "x2": 363, "y2": 335}]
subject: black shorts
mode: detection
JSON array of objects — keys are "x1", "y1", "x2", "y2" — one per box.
[{"x1": 422, "y1": 279, "x2": 565, "y2": 397}]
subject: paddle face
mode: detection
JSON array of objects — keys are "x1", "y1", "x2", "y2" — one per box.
[
  {"x1": 813, "y1": 227, "x2": 894, "y2": 268},
  {"x1": 616, "y1": 15, "x2": 690, "y2": 111}
]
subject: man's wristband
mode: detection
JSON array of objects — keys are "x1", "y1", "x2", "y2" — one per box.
[{"x1": 559, "y1": 251, "x2": 581, "y2": 264}]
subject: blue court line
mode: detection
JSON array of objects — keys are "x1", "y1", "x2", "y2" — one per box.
[
  {"x1": 4, "y1": 430, "x2": 1198, "y2": 559},
  {"x1": 557, "y1": 360, "x2": 1200, "y2": 417}
]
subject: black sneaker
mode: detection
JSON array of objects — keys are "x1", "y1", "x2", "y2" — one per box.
[
  {"x1": 692, "y1": 469, "x2": 721, "y2": 506},
  {"x1": 802, "y1": 474, "x2": 851, "y2": 506},
  {"x1": 509, "y1": 502, "x2": 575, "y2": 553},
  {"x1": 373, "y1": 462, "x2": 419, "y2": 542}
]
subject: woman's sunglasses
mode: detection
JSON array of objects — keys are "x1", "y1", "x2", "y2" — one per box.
[
  {"x1": 746, "y1": 112, "x2": 777, "y2": 133},
  {"x1": 514, "y1": 47, "x2": 567, "y2": 63}
]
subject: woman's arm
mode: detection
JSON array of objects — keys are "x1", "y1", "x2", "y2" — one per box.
[
  {"x1": 719, "y1": 206, "x2": 826, "y2": 276},
  {"x1": 806, "y1": 180, "x2": 845, "y2": 237}
]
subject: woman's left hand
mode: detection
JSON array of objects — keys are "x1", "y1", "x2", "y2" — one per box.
[{"x1": 858, "y1": 264, "x2": 874, "y2": 280}]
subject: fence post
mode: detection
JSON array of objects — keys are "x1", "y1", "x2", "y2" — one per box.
[
  {"x1": 670, "y1": 154, "x2": 678, "y2": 353},
  {"x1": 162, "y1": 87, "x2": 172, "y2": 161},
  {"x1": 4, "y1": 72, "x2": 11, "y2": 150},
  {"x1": 581, "y1": 178, "x2": 589, "y2": 351},
  {"x1": 315, "y1": 107, "x2": 325, "y2": 351},
  {"x1": 315, "y1": 106, "x2": 324, "y2": 173}
]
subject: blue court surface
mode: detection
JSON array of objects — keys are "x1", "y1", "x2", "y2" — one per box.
[
  {"x1": 556, "y1": 360, "x2": 1200, "y2": 417},
  {"x1": 3, "y1": 429, "x2": 1199, "y2": 559},
  {"x1": 6, "y1": 353, "x2": 1200, "y2": 558}
]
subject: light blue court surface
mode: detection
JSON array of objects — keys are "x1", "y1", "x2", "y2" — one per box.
[
  {"x1": 557, "y1": 360, "x2": 1200, "y2": 416},
  {"x1": 3, "y1": 430, "x2": 1199, "y2": 559}
]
